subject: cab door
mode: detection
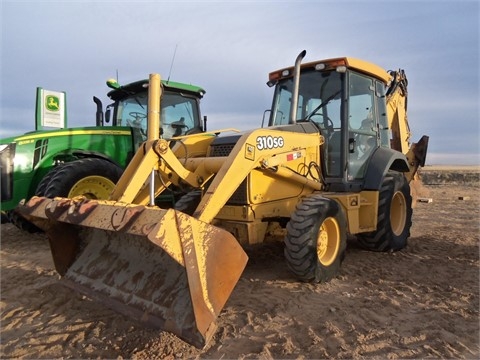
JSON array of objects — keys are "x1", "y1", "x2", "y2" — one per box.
[{"x1": 347, "y1": 72, "x2": 379, "y2": 181}]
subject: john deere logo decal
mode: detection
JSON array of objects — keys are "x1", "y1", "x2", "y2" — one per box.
[
  {"x1": 45, "y1": 95, "x2": 60, "y2": 111},
  {"x1": 38, "y1": 88, "x2": 66, "y2": 128}
]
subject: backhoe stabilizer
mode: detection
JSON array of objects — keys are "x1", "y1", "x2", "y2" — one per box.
[{"x1": 17, "y1": 196, "x2": 248, "y2": 348}]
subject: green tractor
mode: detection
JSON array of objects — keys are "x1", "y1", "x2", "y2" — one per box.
[{"x1": 0, "y1": 78, "x2": 207, "y2": 231}]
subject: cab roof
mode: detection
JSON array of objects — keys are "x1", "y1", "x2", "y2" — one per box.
[
  {"x1": 108, "y1": 79, "x2": 206, "y2": 101},
  {"x1": 268, "y1": 57, "x2": 392, "y2": 84}
]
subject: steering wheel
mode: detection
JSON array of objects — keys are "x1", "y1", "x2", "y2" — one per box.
[
  {"x1": 128, "y1": 111, "x2": 147, "y2": 124},
  {"x1": 127, "y1": 112, "x2": 147, "y2": 137},
  {"x1": 323, "y1": 116, "x2": 334, "y2": 134},
  {"x1": 309, "y1": 113, "x2": 334, "y2": 136}
]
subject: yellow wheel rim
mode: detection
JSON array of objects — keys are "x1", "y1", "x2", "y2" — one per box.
[
  {"x1": 316, "y1": 217, "x2": 341, "y2": 266},
  {"x1": 390, "y1": 190, "x2": 407, "y2": 236},
  {"x1": 68, "y1": 175, "x2": 115, "y2": 199}
]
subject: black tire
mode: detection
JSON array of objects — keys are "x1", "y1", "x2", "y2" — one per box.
[
  {"x1": 357, "y1": 172, "x2": 412, "y2": 251},
  {"x1": 174, "y1": 190, "x2": 202, "y2": 215},
  {"x1": 7, "y1": 210, "x2": 42, "y2": 233},
  {"x1": 284, "y1": 194, "x2": 347, "y2": 283},
  {"x1": 44, "y1": 158, "x2": 123, "y2": 199},
  {"x1": 35, "y1": 164, "x2": 65, "y2": 196}
]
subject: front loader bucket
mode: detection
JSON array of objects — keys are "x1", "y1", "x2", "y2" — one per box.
[{"x1": 18, "y1": 196, "x2": 248, "y2": 348}]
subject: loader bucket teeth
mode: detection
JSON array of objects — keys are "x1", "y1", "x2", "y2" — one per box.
[{"x1": 18, "y1": 196, "x2": 248, "y2": 348}]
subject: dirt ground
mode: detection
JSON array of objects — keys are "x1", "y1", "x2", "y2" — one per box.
[{"x1": 1, "y1": 168, "x2": 479, "y2": 359}]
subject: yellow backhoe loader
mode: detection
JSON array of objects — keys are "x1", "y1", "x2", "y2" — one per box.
[{"x1": 18, "y1": 51, "x2": 428, "y2": 348}]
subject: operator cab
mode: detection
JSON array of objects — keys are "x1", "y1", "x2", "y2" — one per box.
[
  {"x1": 105, "y1": 79, "x2": 206, "y2": 149},
  {"x1": 267, "y1": 57, "x2": 390, "y2": 191}
]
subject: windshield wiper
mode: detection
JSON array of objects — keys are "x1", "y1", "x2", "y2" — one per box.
[
  {"x1": 303, "y1": 90, "x2": 341, "y2": 121},
  {"x1": 133, "y1": 96, "x2": 145, "y2": 109}
]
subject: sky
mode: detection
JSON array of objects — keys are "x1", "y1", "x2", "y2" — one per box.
[{"x1": 1, "y1": 0, "x2": 479, "y2": 165}]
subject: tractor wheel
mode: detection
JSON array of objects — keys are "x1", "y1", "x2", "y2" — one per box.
[
  {"x1": 284, "y1": 194, "x2": 347, "y2": 283},
  {"x1": 357, "y1": 172, "x2": 412, "y2": 251},
  {"x1": 6, "y1": 210, "x2": 43, "y2": 233},
  {"x1": 35, "y1": 164, "x2": 65, "y2": 196},
  {"x1": 44, "y1": 158, "x2": 123, "y2": 199},
  {"x1": 174, "y1": 190, "x2": 202, "y2": 215}
]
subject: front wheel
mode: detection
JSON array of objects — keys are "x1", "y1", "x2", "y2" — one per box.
[
  {"x1": 284, "y1": 195, "x2": 347, "y2": 283},
  {"x1": 174, "y1": 190, "x2": 202, "y2": 215},
  {"x1": 357, "y1": 172, "x2": 412, "y2": 251}
]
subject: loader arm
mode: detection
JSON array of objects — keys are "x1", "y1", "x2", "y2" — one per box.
[
  {"x1": 110, "y1": 131, "x2": 239, "y2": 205},
  {"x1": 191, "y1": 129, "x2": 325, "y2": 223},
  {"x1": 109, "y1": 140, "x2": 167, "y2": 203},
  {"x1": 115, "y1": 127, "x2": 326, "y2": 223}
]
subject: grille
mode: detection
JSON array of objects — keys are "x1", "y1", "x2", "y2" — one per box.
[
  {"x1": 227, "y1": 179, "x2": 248, "y2": 204},
  {"x1": 0, "y1": 143, "x2": 15, "y2": 202},
  {"x1": 210, "y1": 143, "x2": 235, "y2": 157}
]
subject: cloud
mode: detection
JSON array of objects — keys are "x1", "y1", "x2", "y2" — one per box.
[{"x1": 1, "y1": 0, "x2": 479, "y2": 165}]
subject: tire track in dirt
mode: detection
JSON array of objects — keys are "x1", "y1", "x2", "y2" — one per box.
[{"x1": 1, "y1": 182, "x2": 479, "y2": 359}]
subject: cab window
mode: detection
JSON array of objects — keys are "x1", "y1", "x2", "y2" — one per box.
[{"x1": 348, "y1": 72, "x2": 377, "y2": 180}]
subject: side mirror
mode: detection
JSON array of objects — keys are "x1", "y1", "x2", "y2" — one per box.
[{"x1": 105, "y1": 104, "x2": 113, "y2": 124}]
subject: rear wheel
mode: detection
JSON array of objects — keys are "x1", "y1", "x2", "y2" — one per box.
[
  {"x1": 357, "y1": 172, "x2": 412, "y2": 251},
  {"x1": 284, "y1": 195, "x2": 347, "y2": 283},
  {"x1": 44, "y1": 158, "x2": 123, "y2": 199}
]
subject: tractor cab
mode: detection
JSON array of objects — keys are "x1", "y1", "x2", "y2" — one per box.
[
  {"x1": 267, "y1": 57, "x2": 391, "y2": 191},
  {"x1": 105, "y1": 79, "x2": 206, "y2": 149}
]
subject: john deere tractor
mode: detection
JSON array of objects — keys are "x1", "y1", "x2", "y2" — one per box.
[{"x1": 1, "y1": 78, "x2": 206, "y2": 230}]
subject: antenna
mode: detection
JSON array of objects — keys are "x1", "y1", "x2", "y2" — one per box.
[
  {"x1": 167, "y1": 44, "x2": 178, "y2": 83},
  {"x1": 116, "y1": 69, "x2": 119, "y2": 82}
]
